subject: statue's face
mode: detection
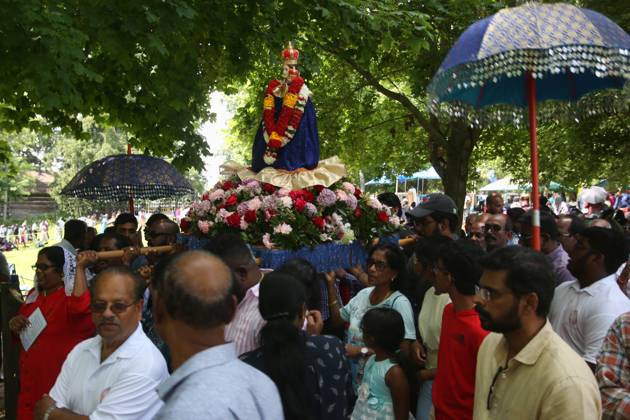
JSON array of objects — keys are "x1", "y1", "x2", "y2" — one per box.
[{"x1": 282, "y1": 64, "x2": 299, "y2": 81}]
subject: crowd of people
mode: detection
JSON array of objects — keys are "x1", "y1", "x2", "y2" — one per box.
[{"x1": 0, "y1": 186, "x2": 629, "y2": 419}]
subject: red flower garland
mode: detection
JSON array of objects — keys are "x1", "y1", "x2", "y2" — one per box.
[{"x1": 262, "y1": 77, "x2": 306, "y2": 163}]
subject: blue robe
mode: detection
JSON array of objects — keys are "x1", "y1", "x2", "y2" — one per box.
[{"x1": 252, "y1": 95, "x2": 320, "y2": 172}]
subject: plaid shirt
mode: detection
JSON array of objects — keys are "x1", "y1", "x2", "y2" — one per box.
[{"x1": 597, "y1": 311, "x2": 630, "y2": 419}]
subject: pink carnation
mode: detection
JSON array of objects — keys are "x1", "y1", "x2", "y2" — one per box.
[
  {"x1": 207, "y1": 189, "x2": 225, "y2": 202},
  {"x1": 335, "y1": 189, "x2": 348, "y2": 202},
  {"x1": 276, "y1": 188, "x2": 291, "y2": 197},
  {"x1": 279, "y1": 196, "x2": 293, "y2": 209},
  {"x1": 345, "y1": 195, "x2": 358, "y2": 210},
  {"x1": 262, "y1": 233, "x2": 274, "y2": 249},
  {"x1": 389, "y1": 215, "x2": 401, "y2": 227},
  {"x1": 197, "y1": 220, "x2": 212, "y2": 234},
  {"x1": 342, "y1": 182, "x2": 356, "y2": 195},
  {"x1": 367, "y1": 197, "x2": 382, "y2": 209}
]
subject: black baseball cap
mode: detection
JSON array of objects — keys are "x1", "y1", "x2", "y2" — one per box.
[{"x1": 406, "y1": 193, "x2": 457, "y2": 219}]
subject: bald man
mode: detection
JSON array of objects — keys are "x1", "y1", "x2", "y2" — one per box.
[{"x1": 152, "y1": 251, "x2": 282, "y2": 419}]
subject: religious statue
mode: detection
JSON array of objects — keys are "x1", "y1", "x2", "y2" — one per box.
[{"x1": 251, "y1": 42, "x2": 320, "y2": 172}]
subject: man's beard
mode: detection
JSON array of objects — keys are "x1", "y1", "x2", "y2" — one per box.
[{"x1": 475, "y1": 302, "x2": 521, "y2": 333}]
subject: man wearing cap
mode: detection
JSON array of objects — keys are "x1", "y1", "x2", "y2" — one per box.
[{"x1": 406, "y1": 193, "x2": 460, "y2": 239}]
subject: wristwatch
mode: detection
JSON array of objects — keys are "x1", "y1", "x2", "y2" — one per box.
[{"x1": 360, "y1": 347, "x2": 369, "y2": 357}]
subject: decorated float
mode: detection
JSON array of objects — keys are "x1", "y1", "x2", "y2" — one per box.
[{"x1": 187, "y1": 43, "x2": 401, "y2": 270}]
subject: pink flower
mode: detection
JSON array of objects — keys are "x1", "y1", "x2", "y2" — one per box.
[
  {"x1": 276, "y1": 188, "x2": 290, "y2": 197},
  {"x1": 316, "y1": 188, "x2": 337, "y2": 207},
  {"x1": 208, "y1": 189, "x2": 225, "y2": 202},
  {"x1": 345, "y1": 195, "x2": 358, "y2": 210},
  {"x1": 389, "y1": 215, "x2": 401, "y2": 227},
  {"x1": 335, "y1": 189, "x2": 348, "y2": 202},
  {"x1": 245, "y1": 197, "x2": 262, "y2": 211},
  {"x1": 262, "y1": 233, "x2": 274, "y2": 249},
  {"x1": 274, "y1": 223, "x2": 293, "y2": 235},
  {"x1": 342, "y1": 182, "x2": 356, "y2": 195},
  {"x1": 304, "y1": 202, "x2": 318, "y2": 217},
  {"x1": 240, "y1": 219, "x2": 249, "y2": 230},
  {"x1": 197, "y1": 220, "x2": 212, "y2": 234},
  {"x1": 367, "y1": 197, "x2": 382, "y2": 209}
]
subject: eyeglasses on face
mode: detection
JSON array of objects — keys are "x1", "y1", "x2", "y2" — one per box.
[
  {"x1": 32, "y1": 264, "x2": 56, "y2": 271},
  {"x1": 366, "y1": 259, "x2": 388, "y2": 271},
  {"x1": 475, "y1": 285, "x2": 513, "y2": 301},
  {"x1": 90, "y1": 300, "x2": 138, "y2": 314}
]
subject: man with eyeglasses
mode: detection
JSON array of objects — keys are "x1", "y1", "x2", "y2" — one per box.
[
  {"x1": 34, "y1": 266, "x2": 168, "y2": 420},
  {"x1": 549, "y1": 227, "x2": 630, "y2": 370},
  {"x1": 483, "y1": 214, "x2": 513, "y2": 252},
  {"x1": 519, "y1": 212, "x2": 576, "y2": 286},
  {"x1": 556, "y1": 214, "x2": 586, "y2": 255},
  {"x1": 472, "y1": 246, "x2": 600, "y2": 419},
  {"x1": 406, "y1": 193, "x2": 459, "y2": 240}
]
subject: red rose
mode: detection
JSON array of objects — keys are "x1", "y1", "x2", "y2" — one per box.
[
  {"x1": 268, "y1": 139, "x2": 282, "y2": 149},
  {"x1": 201, "y1": 192, "x2": 210, "y2": 201},
  {"x1": 312, "y1": 216, "x2": 325, "y2": 230},
  {"x1": 262, "y1": 183, "x2": 276, "y2": 193},
  {"x1": 224, "y1": 194, "x2": 238, "y2": 207},
  {"x1": 226, "y1": 213, "x2": 241, "y2": 228},
  {"x1": 377, "y1": 211, "x2": 389, "y2": 223},
  {"x1": 179, "y1": 218, "x2": 191, "y2": 232},
  {"x1": 354, "y1": 188, "x2": 362, "y2": 198},
  {"x1": 244, "y1": 210, "x2": 257, "y2": 223},
  {"x1": 289, "y1": 190, "x2": 302, "y2": 201},
  {"x1": 314, "y1": 185, "x2": 325, "y2": 193},
  {"x1": 303, "y1": 190, "x2": 315, "y2": 202},
  {"x1": 222, "y1": 180, "x2": 235, "y2": 190},
  {"x1": 294, "y1": 198, "x2": 307, "y2": 213},
  {"x1": 353, "y1": 208, "x2": 362, "y2": 218}
]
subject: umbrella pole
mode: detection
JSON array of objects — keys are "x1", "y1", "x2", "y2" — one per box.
[
  {"x1": 127, "y1": 143, "x2": 135, "y2": 214},
  {"x1": 527, "y1": 72, "x2": 541, "y2": 251}
]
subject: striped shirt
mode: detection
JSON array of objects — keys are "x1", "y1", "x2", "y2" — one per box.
[{"x1": 225, "y1": 282, "x2": 265, "y2": 356}]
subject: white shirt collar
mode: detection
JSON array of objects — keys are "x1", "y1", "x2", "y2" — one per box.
[
  {"x1": 569, "y1": 273, "x2": 617, "y2": 296},
  {"x1": 86, "y1": 323, "x2": 145, "y2": 364}
]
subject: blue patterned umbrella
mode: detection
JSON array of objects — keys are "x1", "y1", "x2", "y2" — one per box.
[
  {"x1": 61, "y1": 154, "x2": 195, "y2": 201},
  {"x1": 427, "y1": 2, "x2": 630, "y2": 249}
]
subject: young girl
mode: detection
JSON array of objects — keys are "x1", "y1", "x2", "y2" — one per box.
[{"x1": 351, "y1": 307, "x2": 414, "y2": 420}]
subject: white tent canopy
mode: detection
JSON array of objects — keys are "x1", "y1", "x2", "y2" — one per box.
[{"x1": 479, "y1": 177, "x2": 522, "y2": 192}]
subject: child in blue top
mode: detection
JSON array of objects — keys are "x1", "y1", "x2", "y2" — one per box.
[{"x1": 351, "y1": 308, "x2": 414, "y2": 420}]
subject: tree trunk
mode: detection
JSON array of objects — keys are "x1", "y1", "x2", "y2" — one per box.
[{"x1": 429, "y1": 119, "x2": 478, "y2": 224}]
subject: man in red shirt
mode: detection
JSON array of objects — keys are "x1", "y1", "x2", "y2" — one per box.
[{"x1": 432, "y1": 240, "x2": 488, "y2": 420}]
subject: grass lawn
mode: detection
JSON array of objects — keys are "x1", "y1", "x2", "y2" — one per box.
[{"x1": 3, "y1": 244, "x2": 51, "y2": 292}]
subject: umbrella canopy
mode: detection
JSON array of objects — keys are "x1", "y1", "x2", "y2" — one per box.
[
  {"x1": 428, "y1": 2, "x2": 630, "y2": 250},
  {"x1": 479, "y1": 177, "x2": 522, "y2": 192},
  {"x1": 428, "y1": 3, "x2": 630, "y2": 124},
  {"x1": 580, "y1": 185, "x2": 608, "y2": 204},
  {"x1": 61, "y1": 154, "x2": 195, "y2": 201}
]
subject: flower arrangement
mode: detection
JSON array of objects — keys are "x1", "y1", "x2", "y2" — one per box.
[{"x1": 188, "y1": 178, "x2": 402, "y2": 251}]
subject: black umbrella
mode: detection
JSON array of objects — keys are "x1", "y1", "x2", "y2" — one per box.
[{"x1": 61, "y1": 154, "x2": 195, "y2": 206}]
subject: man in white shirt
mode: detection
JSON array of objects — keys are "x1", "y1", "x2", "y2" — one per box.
[
  {"x1": 549, "y1": 227, "x2": 630, "y2": 369},
  {"x1": 34, "y1": 266, "x2": 168, "y2": 420},
  {"x1": 205, "y1": 233, "x2": 265, "y2": 356},
  {"x1": 54, "y1": 219, "x2": 87, "y2": 257}
]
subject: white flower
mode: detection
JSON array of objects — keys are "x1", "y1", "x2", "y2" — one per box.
[
  {"x1": 262, "y1": 233, "x2": 274, "y2": 249},
  {"x1": 239, "y1": 219, "x2": 249, "y2": 230},
  {"x1": 389, "y1": 215, "x2": 401, "y2": 227},
  {"x1": 341, "y1": 226, "x2": 355, "y2": 244},
  {"x1": 245, "y1": 196, "x2": 262, "y2": 211},
  {"x1": 279, "y1": 196, "x2": 293, "y2": 209},
  {"x1": 274, "y1": 223, "x2": 293, "y2": 235},
  {"x1": 215, "y1": 208, "x2": 231, "y2": 223}
]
